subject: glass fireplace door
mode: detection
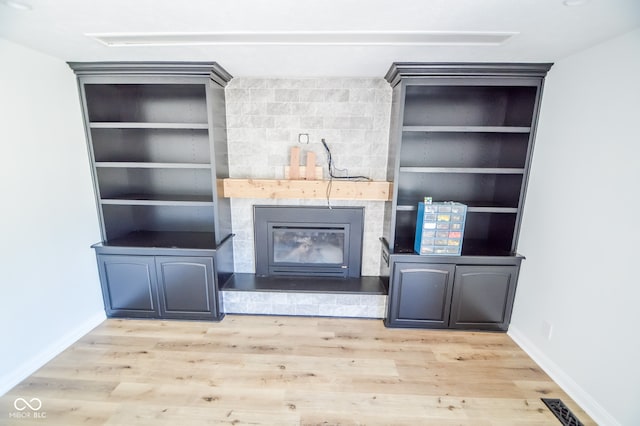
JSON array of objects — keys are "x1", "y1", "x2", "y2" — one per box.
[{"x1": 267, "y1": 225, "x2": 350, "y2": 277}]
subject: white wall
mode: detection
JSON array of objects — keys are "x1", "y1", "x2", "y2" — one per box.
[
  {"x1": 510, "y1": 28, "x2": 640, "y2": 426},
  {"x1": 0, "y1": 39, "x2": 105, "y2": 394}
]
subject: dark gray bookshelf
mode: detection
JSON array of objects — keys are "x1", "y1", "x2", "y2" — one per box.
[
  {"x1": 382, "y1": 63, "x2": 551, "y2": 330},
  {"x1": 70, "y1": 62, "x2": 234, "y2": 321}
]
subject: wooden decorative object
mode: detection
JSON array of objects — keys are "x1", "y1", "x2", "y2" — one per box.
[
  {"x1": 305, "y1": 152, "x2": 316, "y2": 180},
  {"x1": 289, "y1": 147, "x2": 300, "y2": 179},
  {"x1": 284, "y1": 166, "x2": 323, "y2": 179}
]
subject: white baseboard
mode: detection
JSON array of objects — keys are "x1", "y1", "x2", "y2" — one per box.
[
  {"x1": 508, "y1": 325, "x2": 620, "y2": 426},
  {"x1": 0, "y1": 311, "x2": 106, "y2": 396}
]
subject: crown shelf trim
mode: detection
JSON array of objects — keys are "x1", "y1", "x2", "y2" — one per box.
[
  {"x1": 67, "y1": 62, "x2": 233, "y2": 87},
  {"x1": 384, "y1": 62, "x2": 553, "y2": 87}
]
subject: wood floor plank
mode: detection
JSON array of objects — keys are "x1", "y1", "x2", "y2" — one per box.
[
  {"x1": 104, "y1": 405, "x2": 301, "y2": 426},
  {"x1": 1, "y1": 315, "x2": 595, "y2": 425}
]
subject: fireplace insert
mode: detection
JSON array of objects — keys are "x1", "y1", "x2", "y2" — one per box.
[{"x1": 254, "y1": 206, "x2": 364, "y2": 278}]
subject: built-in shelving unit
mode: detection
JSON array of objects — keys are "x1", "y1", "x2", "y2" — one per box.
[
  {"x1": 70, "y1": 62, "x2": 234, "y2": 321},
  {"x1": 382, "y1": 63, "x2": 552, "y2": 331},
  {"x1": 384, "y1": 65, "x2": 550, "y2": 256},
  {"x1": 71, "y1": 69, "x2": 233, "y2": 249}
]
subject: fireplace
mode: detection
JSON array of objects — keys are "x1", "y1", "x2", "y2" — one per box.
[{"x1": 254, "y1": 206, "x2": 364, "y2": 278}]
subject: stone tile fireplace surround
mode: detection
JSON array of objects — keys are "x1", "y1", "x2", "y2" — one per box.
[
  {"x1": 221, "y1": 77, "x2": 392, "y2": 318},
  {"x1": 225, "y1": 77, "x2": 391, "y2": 275}
]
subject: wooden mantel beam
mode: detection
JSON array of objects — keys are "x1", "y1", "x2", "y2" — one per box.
[{"x1": 221, "y1": 178, "x2": 392, "y2": 201}]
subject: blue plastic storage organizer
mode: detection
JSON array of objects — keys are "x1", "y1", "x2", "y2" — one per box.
[{"x1": 414, "y1": 202, "x2": 467, "y2": 255}]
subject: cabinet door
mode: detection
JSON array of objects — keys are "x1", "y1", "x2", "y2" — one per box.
[
  {"x1": 386, "y1": 262, "x2": 455, "y2": 328},
  {"x1": 450, "y1": 265, "x2": 519, "y2": 331},
  {"x1": 97, "y1": 255, "x2": 159, "y2": 318},
  {"x1": 155, "y1": 256, "x2": 218, "y2": 320}
]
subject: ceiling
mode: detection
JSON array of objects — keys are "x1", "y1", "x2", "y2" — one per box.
[{"x1": 1, "y1": 0, "x2": 639, "y2": 77}]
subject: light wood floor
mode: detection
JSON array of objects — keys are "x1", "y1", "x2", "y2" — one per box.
[{"x1": 2, "y1": 315, "x2": 594, "y2": 425}]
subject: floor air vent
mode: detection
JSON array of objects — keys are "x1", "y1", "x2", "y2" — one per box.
[{"x1": 541, "y1": 398, "x2": 584, "y2": 426}]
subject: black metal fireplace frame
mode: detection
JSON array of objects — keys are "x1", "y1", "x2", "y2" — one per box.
[{"x1": 254, "y1": 206, "x2": 364, "y2": 278}]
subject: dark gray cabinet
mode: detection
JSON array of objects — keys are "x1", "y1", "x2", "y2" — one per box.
[
  {"x1": 156, "y1": 256, "x2": 216, "y2": 320},
  {"x1": 98, "y1": 253, "x2": 224, "y2": 321},
  {"x1": 98, "y1": 255, "x2": 159, "y2": 318},
  {"x1": 386, "y1": 263, "x2": 455, "y2": 328},
  {"x1": 450, "y1": 265, "x2": 519, "y2": 330},
  {"x1": 381, "y1": 63, "x2": 550, "y2": 331},
  {"x1": 384, "y1": 254, "x2": 521, "y2": 331},
  {"x1": 70, "y1": 63, "x2": 234, "y2": 321}
]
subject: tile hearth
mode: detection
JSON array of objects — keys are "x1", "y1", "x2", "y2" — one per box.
[{"x1": 220, "y1": 274, "x2": 388, "y2": 319}]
